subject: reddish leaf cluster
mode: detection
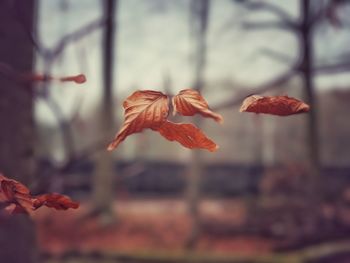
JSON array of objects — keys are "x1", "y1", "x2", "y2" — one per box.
[
  {"x1": 108, "y1": 89, "x2": 223, "y2": 152},
  {"x1": 240, "y1": 95, "x2": 310, "y2": 116},
  {"x1": 0, "y1": 174, "x2": 79, "y2": 215}
]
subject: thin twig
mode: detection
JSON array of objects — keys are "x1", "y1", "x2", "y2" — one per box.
[
  {"x1": 259, "y1": 48, "x2": 295, "y2": 65},
  {"x1": 212, "y1": 68, "x2": 298, "y2": 111},
  {"x1": 233, "y1": 0, "x2": 295, "y2": 23},
  {"x1": 241, "y1": 20, "x2": 298, "y2": 31},
  {"x1": 49, "y1": 18, "x2": 106, "y2": 59}
]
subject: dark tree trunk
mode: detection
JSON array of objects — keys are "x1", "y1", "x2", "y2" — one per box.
[
  {"x1": 92, "y1": 0, "x2": 118, "y2": 223},
  {"x1": 0, "y1": 1, "x2": 39, "y2": 262},
  {"x1": 299, "y1": 0, "x2": 320, "y2": 181}
]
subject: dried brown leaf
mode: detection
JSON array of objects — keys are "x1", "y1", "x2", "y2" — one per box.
[
  {"x1": 0, "y1": 174, "x2": 79, "y2": 214},
  {"x1": 240, "y1": 95, "x2": 310, "y2": 116},
  {"x1": 155, "y1": 121, "x2": 218, "y2": 152},
  {"x1": 172, "y1": 89, "x2": 223, "y2": 123},
  {"x1": 33, "y1": 193, "x2": 79, "y2": 210},
  {"x1": 108, "y1": 90, "x2": 169, "y2": 150}
]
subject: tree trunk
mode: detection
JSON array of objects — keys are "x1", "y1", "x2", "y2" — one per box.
[
  {"x1": 299, "y1": 0, "x2": 320, "y2": 183},
  {"x1": 298, "y1": 0, "x2": 323, "y2": 239},
  {"x1": 185, "y1": 0, "x2": 210, "y2": 250},
  {"x1": 0, "y1": 1, "x2": 39, "y2": 262},
  {"x1": 92, "y1": 0, "x2": 118, "y2": 223}
]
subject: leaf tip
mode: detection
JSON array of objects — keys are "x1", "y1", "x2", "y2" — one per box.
[
  {"x1": 299, "y1": 103, "x2": 310, "y2": 113},
  {"x1": 209, "y1": 144, "x2": 219, "y2": 152},
  {"x1": 216, "y1": 115, "x2": 224, "y2": 124},
  {"x1": 107, "y1": 143, "x2": 115, "y2": 151},
  {"x1": 60, "y1": 74, "x2": 87, "y2": 84},
  {"x1": 74, "y1": 74, "x2": 87, "y2": 84},
  {"x1": 71, "y1": 202, "x2": 80, "y2": 209}
]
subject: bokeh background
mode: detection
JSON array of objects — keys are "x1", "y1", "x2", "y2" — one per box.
[{"x1": 1, "y1": 0, "x2": 350, "y2": 262}]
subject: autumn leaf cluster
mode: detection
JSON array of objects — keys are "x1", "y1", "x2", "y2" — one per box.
[
  {"x1": 108, "y1": 89, "x2": 309, "y2": 152},
  {"x1": 107, "y1": 89, "x2": 223, "y2": 152},
  {"x1": 0, "y1": 73, "x2": 310, "y2": 215},
  {"x1": 0, "y1": 174, "x2": 79, "y2": 215}
]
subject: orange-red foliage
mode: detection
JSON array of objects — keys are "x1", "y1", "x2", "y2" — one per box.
[
  {"x1": 156, "y1": 121, "x2": 218, "y2": 152},
  {"x1": 0, "y1": 174, "x2": 79, "y2": 214},
  {"x1": 172, "y1": 89, "x2": 223, "y2": 123},
  {"x1": 108, "y1": 89, "x2": 222, "y2": 152},
  {"x1": 240, "y1": 95, "x2": 310, "y2": 116},
  {"x1": 33, "y1": 194, "x2": 79, "y2": 210},
  {"x1": 107, "y1": 90, "x2": 169, "y2": 150}
]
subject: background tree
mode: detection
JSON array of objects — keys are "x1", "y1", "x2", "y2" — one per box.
[
  {"x1": 0, "y1": 1, "x2": 39, "y2": 262},
  {"x1": 92, "y1": 0, "x2": 119, "y2": 223},
  {"x1": 186, "y1": 0, "x2": 210, "y2": 250},
  {"x1": 222, "y1": 0, "x2": 350, "y2": 186},
  {"x1": 210, "y1": 0, "x2": 350, "y2": 243}
]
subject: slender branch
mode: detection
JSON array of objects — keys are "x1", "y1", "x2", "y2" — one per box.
[
  {"x1": 162, "y1": 70, "x2": 174, "y2": 96},
  {"x1": 233, "y1": 0, "x2": 295, "y2": 23},
  {"x1": 314, "y1": 61, "x2": 350, "y2": 74},
  {"x1": 309, "y1": 2, "x2": 329, "y2": 26},
  {"x1": 212, "y1": 68, "x2": 298, "y2": 111},
  {"x1": 13, "y1": 1, "x2": 105, "y2": 60},
  {"x1": 242, "y1": 20, "x2": 298, "y2": 31},
  {"x1": 310, "y1": 0, "x2": 348, "y2": 27},
  {"x1": 49, "y1": 18, "x2": 106, "y2": 59},
  {"x1": 259, "y1": 48, "x2": 295, "y2": 65},
  {"x1": 0, "y1": 60, "x2": 85, "y2": 87}
]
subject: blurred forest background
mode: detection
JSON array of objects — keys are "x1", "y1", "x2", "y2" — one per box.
[{"x1": 1, "y1": 0, "x2": 350, "y2": 262}]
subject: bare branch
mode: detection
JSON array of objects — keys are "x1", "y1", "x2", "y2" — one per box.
[
  {"x1": 212, "y1": 68, "x2": 298, "y2": 111},
  {"x1": 0, "y1": 61, "x2": 85, "y2": 86},
  {"x1": 259, "y1": 48, "x2": 295, "y2": 65},
  {"x1": 234, "y1": 0, "x2": 295, "y2": 23},
  {"x1": 12, "y1": 0, "x2": 105, "y2": 59},
  {"x1": 310, "y1": 0, "x2": 349, "y2": 27},
  {"x1": 314, "y1": 61, "x2": 350, "y2": 74},
  {"x1": 50, "y1": 18, "x2": 106, "y2": 58},
  {"x1": 242, "y1": 20, "x2": 298, "y2": 31},
  {"x1": 310, "y1": 3, "x2": 329, "y2": 26}
]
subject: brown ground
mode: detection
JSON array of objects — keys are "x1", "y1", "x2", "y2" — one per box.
[{"x1": 34, "y1": 198, "x2": 276, "y2": 256}]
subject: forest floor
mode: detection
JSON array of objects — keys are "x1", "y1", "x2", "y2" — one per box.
[
  {"x1": 35, "y1": 198, "x2": 350, "y2": 263},
  {"x1": 34, "y1": 198, "x2": 275, "y2": 255}
]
